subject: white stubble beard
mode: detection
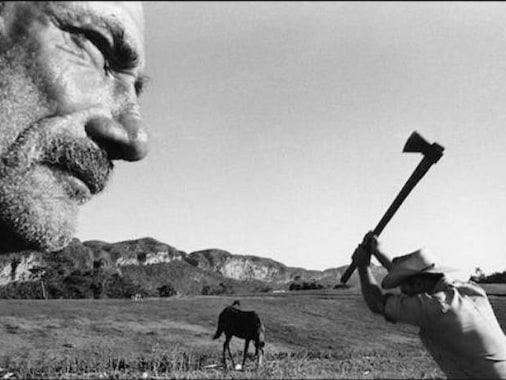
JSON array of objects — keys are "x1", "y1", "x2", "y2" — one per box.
[{"x1": 0, "y1": 55, "x2": 79, "y2": 252}]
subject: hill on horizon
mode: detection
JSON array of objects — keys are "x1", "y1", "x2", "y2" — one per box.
[{"x1": 0, "y1": 236, "x2": 386, "y2": 299}]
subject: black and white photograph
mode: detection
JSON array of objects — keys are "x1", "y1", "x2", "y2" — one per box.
[{"x1": 0, "y1": 1, "x2": 505, "y2": 378}]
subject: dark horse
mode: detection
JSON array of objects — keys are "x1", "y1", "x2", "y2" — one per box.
[{"x1": 213, "y1": 301, "x2": 265, "y2": 369}]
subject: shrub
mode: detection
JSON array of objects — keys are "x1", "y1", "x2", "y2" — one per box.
[
  {"x1": 0, "y1": 280, "x2": 44, "y2": 299},
  {"x1": 158, "y1": 283, "x2": 177, "y2": 297},
  {"x1": 103, "y1": 273, "x2": 148, "y2": 299},
  {"x1": 473, "y1": 271, "x2": 506, "y2": 284},
  {"x1": 289, "y1": 280, "x2": 324, "y2": 291}
]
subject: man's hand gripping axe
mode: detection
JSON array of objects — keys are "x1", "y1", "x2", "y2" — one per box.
[{"x1": 340, "y1": 131, "x2": 444, "y2": 284}]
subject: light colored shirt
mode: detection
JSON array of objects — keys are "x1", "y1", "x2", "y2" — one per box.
[{"x1": 385, "y1": 277, "x2": 506, "y2": 379}]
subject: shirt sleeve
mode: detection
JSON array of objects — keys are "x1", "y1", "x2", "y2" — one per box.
[{"x1": 384, "y1": 293, "x2": 432, "y2": 327}]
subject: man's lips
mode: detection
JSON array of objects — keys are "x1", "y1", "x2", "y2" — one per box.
[
  {"x1": 43, "y1": 162, "x2": 101, "y2": 195},
  {"x1": 43, "y1": 163, "x2": 93, "y2": 202}
]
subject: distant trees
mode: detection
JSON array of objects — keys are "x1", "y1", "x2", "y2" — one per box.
[
  {"x1": 201, "y1": 279, "x2": 271, "y2": 295},
  {"x1": 0, "y1": 281, "x2": 42, "y2": 299},
  {"x1": 470, "y1": 268, "x2": 506, "y2": 284},
  {"x1": 289, "y1": 280, "x2": 324, "y2": 291},
  {"x1": 470, "y1": 267, "x2": 486, "y2": 283},
  {"x1": 158, "y1": 283, "x2": 177, "y2": 297},
  {"x1": 201, "y1": 281, "x2": 241, "y2": 295}
]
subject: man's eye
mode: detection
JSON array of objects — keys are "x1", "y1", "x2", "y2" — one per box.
[
  {"x1": 64, "y1": 26, "x2": 113, "y2": 75},
  {"x1": 78, "y1": 30, "x2": 114, "y2": 75}
]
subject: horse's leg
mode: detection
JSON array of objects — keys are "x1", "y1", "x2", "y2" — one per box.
[
  {"x1": 258, "y1": 349, "x2": 264, "y2": 367},
  {"x1": 222, "y1": 336, "x2": 231, "y2": 369},
  {"x1": 226, "y1": 335, "x2": 235, "y2": 368},
  {"x1": 222, "y1": 341, "x2": 227, "y2": 369},
  {"x1": 255, "y1": 339, "x2": 264, "y2": 368},
  {"x1": 242, "y1": 339, "x2": 250, "y2": 368}
]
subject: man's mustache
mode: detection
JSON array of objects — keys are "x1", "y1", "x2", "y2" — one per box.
[
  {"x1": 41, "y1": 136, "x2": 113, "y2": 194},
  {"x1": 1, "y1": 132, "x2": 113, "y2": 195}
]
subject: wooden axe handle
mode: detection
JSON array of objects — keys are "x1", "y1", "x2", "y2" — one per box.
[{"x1": 340, "y1": 156, "x2": 440, "y2": 284}]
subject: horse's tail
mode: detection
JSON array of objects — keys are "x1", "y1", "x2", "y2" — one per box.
[
  {"x1": 213, "y1": 322, "x2": 223, "y2": 340},
  {"x1": 213, "y1": 327, "x2": 222, "y2": 340}
]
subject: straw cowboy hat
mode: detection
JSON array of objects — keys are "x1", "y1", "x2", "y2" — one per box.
[{"x1": 381, "y1": 248, "x2": 457, "y2": 289}]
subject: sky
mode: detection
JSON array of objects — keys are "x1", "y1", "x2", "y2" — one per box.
[{"x1": 78, "y1": 2, "x2": 506, "y2": 279}]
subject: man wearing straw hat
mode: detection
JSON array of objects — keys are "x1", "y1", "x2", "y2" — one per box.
[{"x1": 352, "y1": 231, "x2": 506, "y2": 379}]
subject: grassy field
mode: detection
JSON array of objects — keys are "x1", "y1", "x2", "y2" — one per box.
[{"x1": 1, "y1": 286, "x2": 505, "y2": 379}]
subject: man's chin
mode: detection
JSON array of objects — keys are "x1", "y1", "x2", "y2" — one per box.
[
  {"x1": 0, "y1": 167, "x2": 82, "y2": 253},
  {"x1": 0, "y1": 222, "x2": 74, "y2": 253},
  {"x1": 0, "y1": 202, "x2": 78, "y2": 253}
]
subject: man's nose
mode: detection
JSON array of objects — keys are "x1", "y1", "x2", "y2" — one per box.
[{"x1": 85, "y1": 113, "x2": 149, "y2": 161}]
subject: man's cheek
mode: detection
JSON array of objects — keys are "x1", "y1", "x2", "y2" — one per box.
[
  {"x1": 0, "y1": 74, "x2": 51, "y2": 158},
  {"x1": 29, "y1": 31, "x2": 110, "y2": 114},
  {"x1": 44, "y1": 62, "x2": 111, "y2": 114}
]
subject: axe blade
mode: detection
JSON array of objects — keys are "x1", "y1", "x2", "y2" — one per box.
[
  {"x1": 404, "y1": 131, "x2": 430, "y2": 153},
  {"x1": 404, "y1": 130, "x2": 444, "y2": 163}
]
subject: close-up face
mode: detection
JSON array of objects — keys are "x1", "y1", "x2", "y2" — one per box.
[{"x1": 0, "y1": 1, "x2": 148, "y2": 252}]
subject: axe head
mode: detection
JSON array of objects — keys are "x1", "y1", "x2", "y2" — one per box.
[{"x1": 403, "y1": 131, "x2": 444, "y2": 164}]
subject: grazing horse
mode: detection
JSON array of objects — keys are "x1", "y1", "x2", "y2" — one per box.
[{"x1": 213, "y1": 302, "x2": 265, "y2": 369}]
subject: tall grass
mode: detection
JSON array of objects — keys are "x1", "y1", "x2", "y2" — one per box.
[
  {"x1": 2, "y1": 344, "x2": 204, "y2": 379},
  {"x1": 0, "y1": 344, "x2": 444, "y2": 379}
]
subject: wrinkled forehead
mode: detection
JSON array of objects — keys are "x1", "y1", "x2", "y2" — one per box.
[
  {"x1": 47, "y1": 1, "x2": 145, "y2": 65},
  {"x1": 89, "y1": 2, "x2": 144, "y2": 35}
]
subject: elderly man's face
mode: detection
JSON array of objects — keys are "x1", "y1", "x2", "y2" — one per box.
[{"x1": 0, "y1": 1, "x2": 148, "y2": 252}]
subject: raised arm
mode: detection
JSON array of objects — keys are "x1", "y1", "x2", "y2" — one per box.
[
  {"x1": 363, "y1": 231, "x2": 393, "y2": 271},
  {"x1": 352, "y1": 233, "x2": 391, "y2": 315}
]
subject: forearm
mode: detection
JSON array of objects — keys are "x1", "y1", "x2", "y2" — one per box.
[
  {"x1": 362, "y1": 232, "x2": 392, "y2": 271},
  {"x1": 357, "y1": 265, "x2": 386, "y2": 315},
  {"x1": 373, "y1": 250, "x2": 393, "y2": 271}
]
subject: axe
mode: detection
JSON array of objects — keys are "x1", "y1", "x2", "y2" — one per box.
[{"x1": 340, "y1": 131, "x2": 444, "y2": 284}]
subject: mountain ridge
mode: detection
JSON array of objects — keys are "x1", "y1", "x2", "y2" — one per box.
[{"x1": 0, "y1": 236, "x2": 386, "y2": 298}]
